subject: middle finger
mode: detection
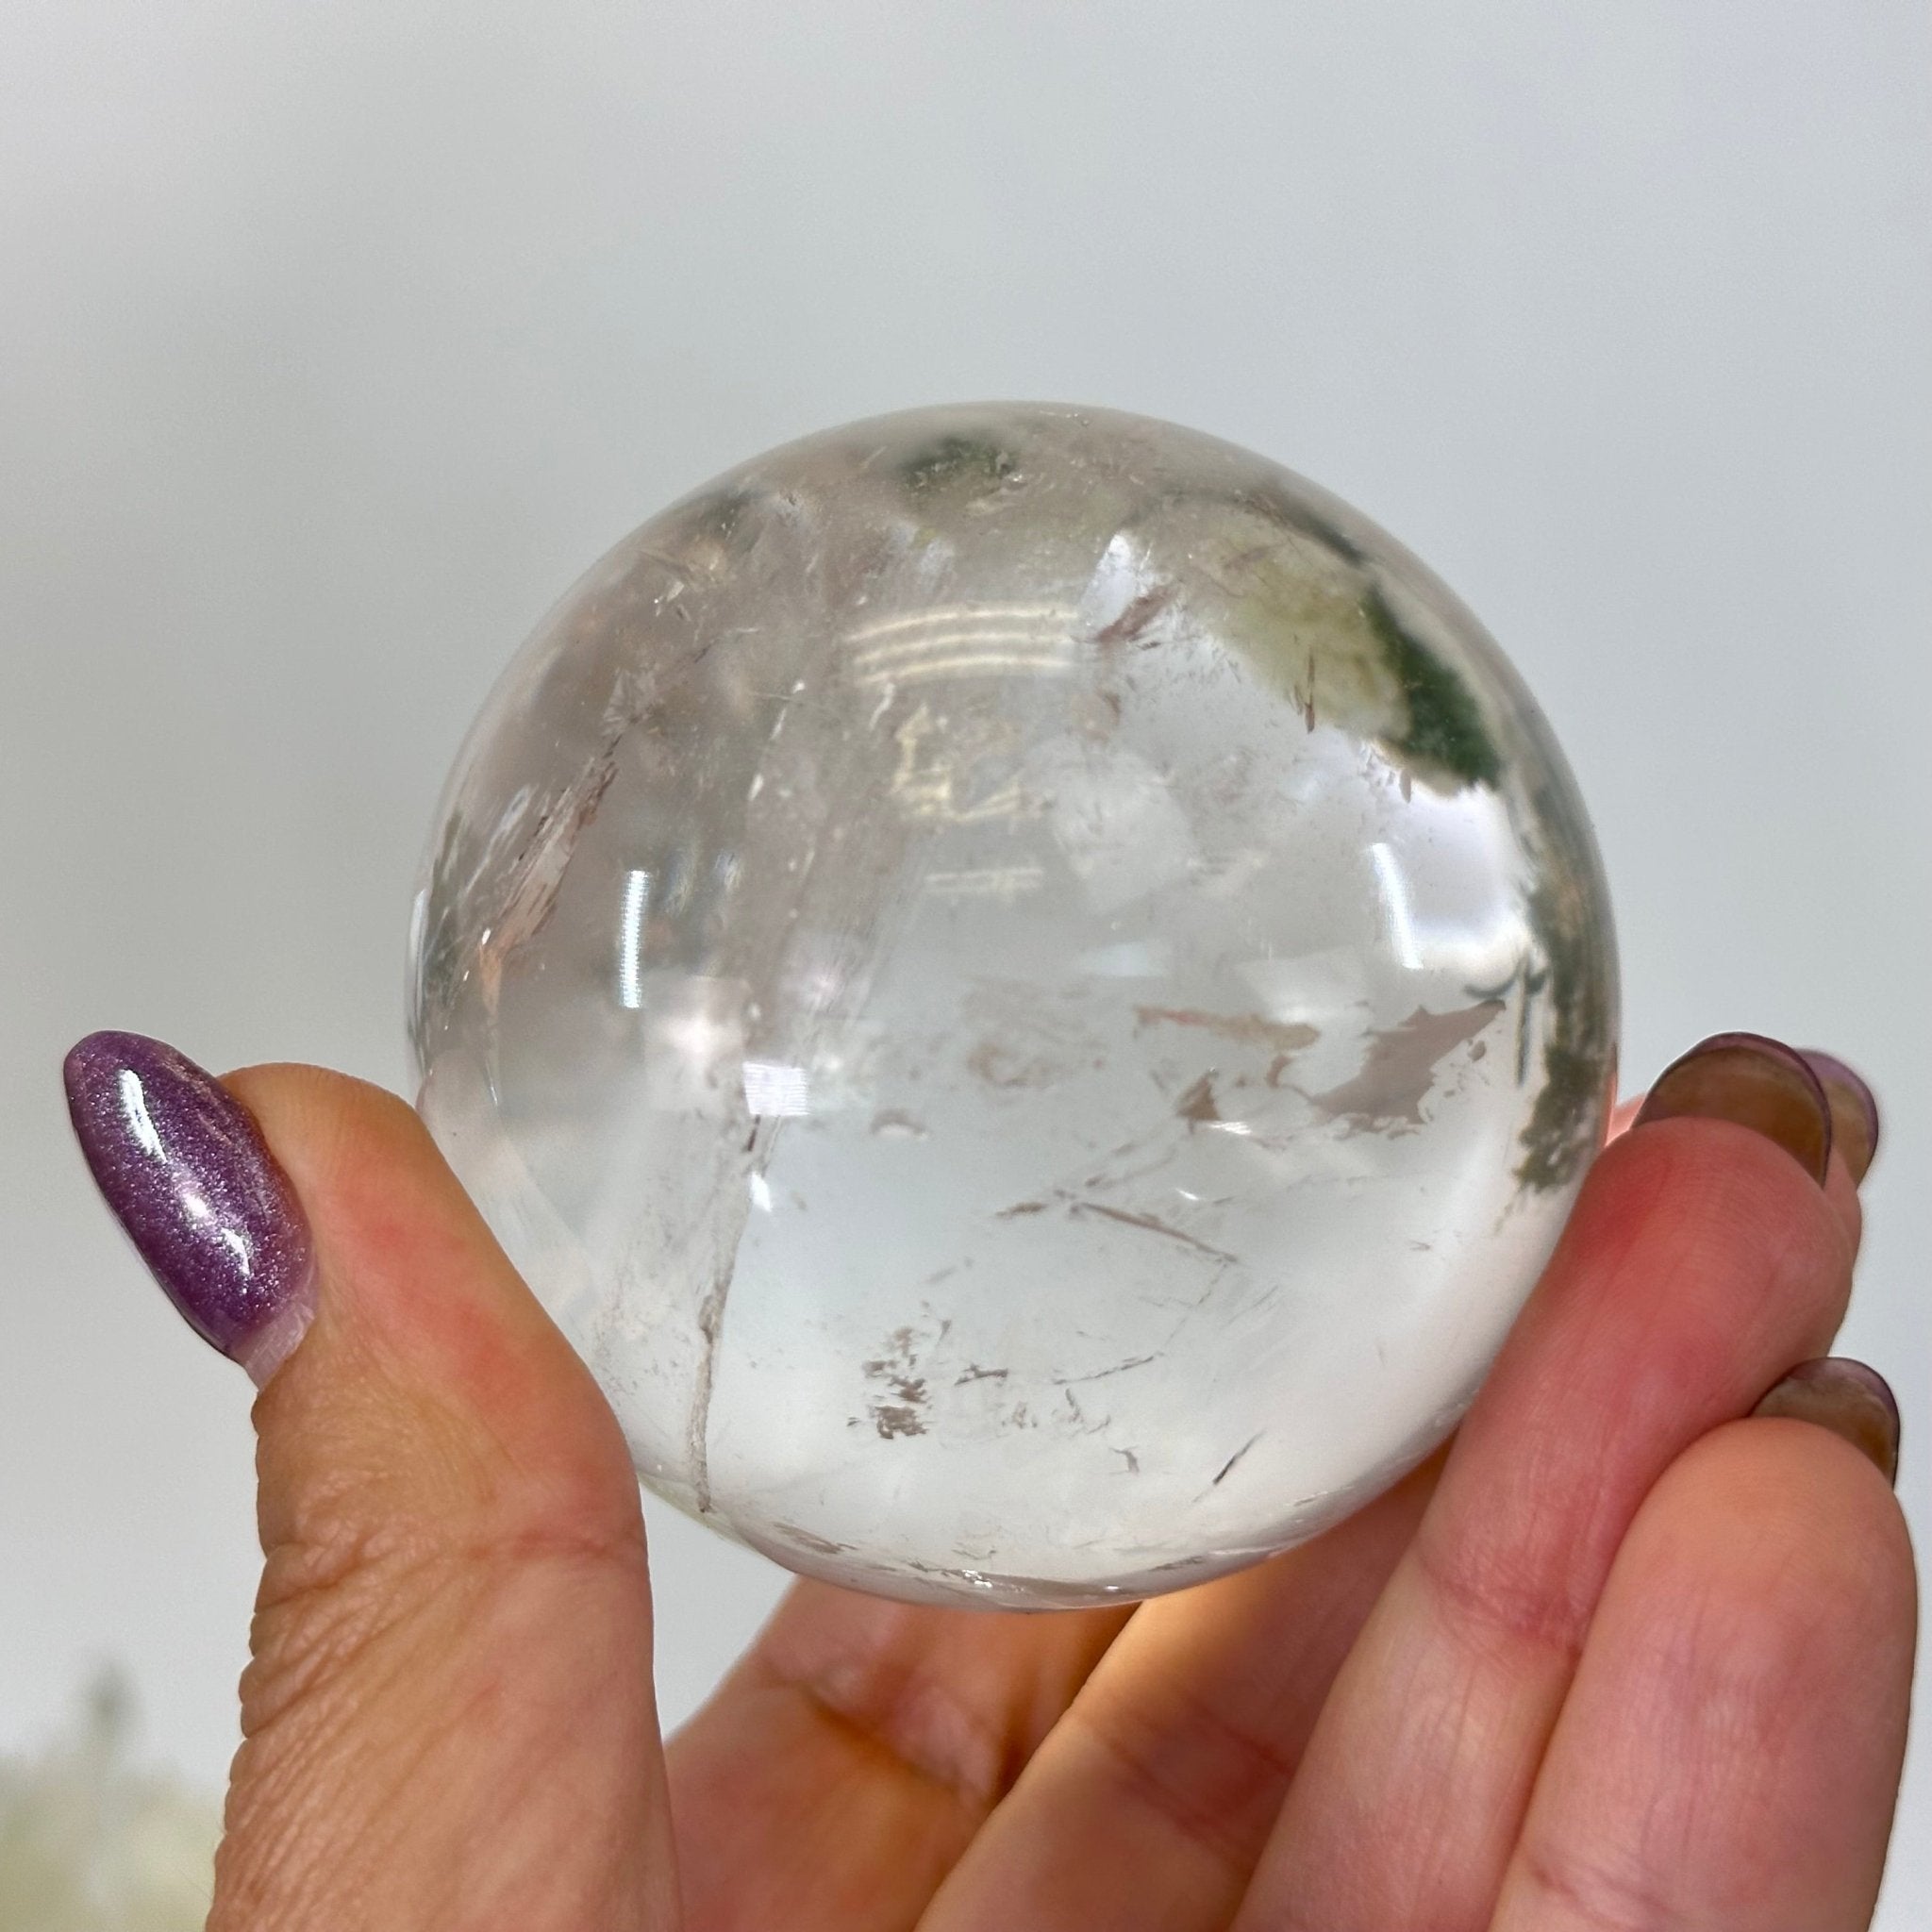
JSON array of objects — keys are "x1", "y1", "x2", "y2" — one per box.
[
  {"x1": 1231, "y1": 1036, "x2": 1859, "y2": 1932},
  {"x1": 914, "y1": 1450, "x2": 1441, "y2": 1931}
]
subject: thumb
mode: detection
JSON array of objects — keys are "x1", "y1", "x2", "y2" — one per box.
[{"x1": 64, "y1": 1034, "x2": 679, "y2": 1931}]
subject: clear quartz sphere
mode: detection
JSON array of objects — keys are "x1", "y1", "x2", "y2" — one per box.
[{"x1": 408, "y1": 404, "x2": 1617, "y2": 1609}]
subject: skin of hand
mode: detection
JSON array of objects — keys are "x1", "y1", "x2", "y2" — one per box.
[{"x1": 62, "y1": 1031, "x2": 1914, "y2": 1931}]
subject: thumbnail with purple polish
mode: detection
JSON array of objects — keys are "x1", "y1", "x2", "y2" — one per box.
[{"x1": 63, "y1": 1031, "x2": 313, "y2": 1376}]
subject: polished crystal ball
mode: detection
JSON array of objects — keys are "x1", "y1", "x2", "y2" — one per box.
[{"x1": 408, "y1": 404, "x2": 1617, "y2": 1608}]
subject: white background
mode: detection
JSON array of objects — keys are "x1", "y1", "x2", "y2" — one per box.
[{"x1": 3, "y1": 1, "x2": 1926, "y2": 1918}]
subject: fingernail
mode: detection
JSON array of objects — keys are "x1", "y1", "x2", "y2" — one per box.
[
  {"x1": 1632, "y1": 1032, "x2": 1833, "y2": 1185},
  {"x1": 1753, "y1": 1357, "x2": 1900, "y2": 1486},
  {"x1": 63, "y1": 1031, "x2": 315, "y2": 1387},
  {"x1": 1798, "y1": 1050, "x2": 1880, "y2": 1185}
]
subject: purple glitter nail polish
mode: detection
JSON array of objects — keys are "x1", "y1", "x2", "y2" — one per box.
[{"x1": 63, "y1": 1031, "x2": 314, "y2": 1385}]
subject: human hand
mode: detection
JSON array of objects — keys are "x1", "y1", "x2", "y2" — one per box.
[{"x1": 64, "y1": 1029, "x2": 1913, "y2": 1929}]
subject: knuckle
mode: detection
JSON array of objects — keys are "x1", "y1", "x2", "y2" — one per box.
[
  {"x1": 751, "y1": 1605, "x2": 1011, "y2": 1810},
  {"x1": 1513, "y1": 1839, "x2": 1674, "y2": 1932},
  {"x1": 1072, "y1": 1686, "x2": 1296, "y2": 1874},
  {"x1": 240, "y1": 1492, "x2": 646, "y2": 1741},
  {"x1": 1415, "y1": 1525, "x2": 1594, "y2": 1663}
]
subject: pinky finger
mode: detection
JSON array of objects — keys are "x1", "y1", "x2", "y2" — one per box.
[{"x1": 1490, "y1": 1393, "x2": 1915, "y2": 1932}]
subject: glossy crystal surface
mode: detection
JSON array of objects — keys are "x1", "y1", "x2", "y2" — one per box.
[{"x1": 408, "y1": 405, "x2": 1617, "y2": 1607}]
